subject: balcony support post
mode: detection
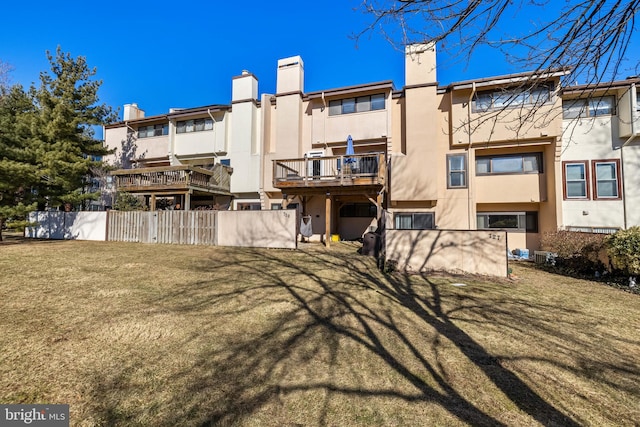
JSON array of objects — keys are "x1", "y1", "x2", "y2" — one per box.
[
  {"x1": 185, "y1": 191, "x2": 191, "y2": 211},
  {"x1": 325, "y1": 192, "x2": 332, "y2": 248}
]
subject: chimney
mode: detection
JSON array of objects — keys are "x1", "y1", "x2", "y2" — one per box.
[
  {"x1": 405, "y1": 43, "x2": 437, "y2": 86},
  {"x1": 123, "y1": 103, "x2": 145, "y2": 121},
  {"x1": 232, "y1": 70, "x2": 258, "y2": 102},
  {"x1": 276, "y1": 56, "x2": 304, "y2": 94}
]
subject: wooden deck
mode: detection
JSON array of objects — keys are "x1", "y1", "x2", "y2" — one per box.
[
  {"x1": 273, "y1": 153, "x2": 386, "y2": 190},
  {"x1": 111, "y1": 164, "x2": 232, "y2": 196}
]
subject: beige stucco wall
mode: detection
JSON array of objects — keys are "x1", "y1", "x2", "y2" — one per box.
[
  {"x1": 310, "y1": 99, "x2": 390, "y2": 144},
  {"x1": 385, "y1": 229, "x2": 508, "y2": 277},
  {"x1": 136, "y1": 135, "x2": 170, "y2": 161},
  {"x1": 103, "y1": 126, "x2": 128, "y2": 165},
  {"x1": 390, "y1": 85, "x2": 440, "y2": 202},
  {"x1": 561, "y1": 116, "x2": 624, "y2": 228},
  {"x1": 623, "y1": 143, "x2": 640, "y2": 227},
  {"x1": 449, "y1": 90, "x2": 563, "y2": 145},
  {"x1": 475, "y1": 173, "x2": 547, "y2": 203},
  {"x1": 173, "y1": 128, "x2": 218, "y2": 158},
  {"x1": 104, "y1": 125, "x2": 170, "y2": 165},
  {"x1": 216, "y1": 210, "x2": 297, "y2": 249}
]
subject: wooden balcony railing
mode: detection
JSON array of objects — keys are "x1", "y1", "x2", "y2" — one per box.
[
  {"x1": 273, "y1": 152, "x2": 386, "y2": 189},
  {"x1": 111, "y1": 164, "x2": 232, "y2": 194}
]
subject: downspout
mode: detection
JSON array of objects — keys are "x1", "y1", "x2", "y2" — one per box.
[
  {"x1": 321, "y1": 91, "x2": 327, "y2": 150},
  {"x1": 467, "y1": 82, "x2": 477, "y2": 229}
]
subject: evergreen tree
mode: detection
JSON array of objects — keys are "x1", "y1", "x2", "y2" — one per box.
[
  {"x1": 0, "y1": 48, "x2": 116, "y2": 240},
  {"x1": 0, "y1": 84, "x2": 39, "y2": 241},
  {"x1": 30, "y1": 47, "x2": 116, "y2": 209}
]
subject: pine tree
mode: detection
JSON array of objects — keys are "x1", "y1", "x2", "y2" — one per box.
[
  {"x1": 0, "y1": 49, "x2": 116, "y2": 240},
  {"x1": 30, "y1": 47, "x2": 116, "y2": 210},
  {"x1": 0, "y1": 84, "x2": 39, "y2": 241}
]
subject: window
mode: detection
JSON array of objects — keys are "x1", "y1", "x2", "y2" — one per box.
[
  {"x1": 220, "y1": 159, "x2": 231, "y2": 166},
  {"x1": 636, "y1": 91, "x2": 640, "y2": 112},
  {"x1": 271, "y1": 203, "x2": 282, "y2": 210},
  {"x1": 447, "y1": 153, "x2": 467, "y2": 188},
  {"x1": 563, "y1": 161, "x2": 589, "y2": 199},
  {"x1": 328, "y1": 93, "x2": 386, "y2": 116},
  {"x1": 476, "y1": 153, "x2": 542, "y2": 175},
  {"x1": 394, "y1": 213, "x2": 435, "y2": 230},
  {"x1": 477, "y1": 212, "x2": 538, "y2": 232},
  {"x1": 138, "y1": 124, "x2": 168, "y2": 138},
  {"x1": 592, "y1": 160, "x2": 621, "y2": 199},
  {"x1": 340, "y1": 203, "x2": 376, "y2": 218},
  {"x1": 176, "y1": 118, "x2": 214, "y2": 134},
  {"x1": 474, "y1": 85, "x2": 552, "y2": 112},
  {"x1": 237, "y1": 202, "x2": 261, "y2": 211},
  {"x1": 562, "y1": 96, "x2": 616, "y2": 119}
]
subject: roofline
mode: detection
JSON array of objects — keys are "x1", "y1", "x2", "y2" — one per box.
[
  {"x1": 562, "y1": 77, "x2": 640, "y2": 95},
  {"x1": 444, "y1": 68, "x2": 571, "y2": 91},
  {"x1": 104, "y1": 114, "x2": 168, "y2": 129},
  {"x1": 305, "y1": 80, "x2": 395, "y2": 100},
  {"x1": 104, "y1": 104, "x2": 233, "y2": 128},
  {"x1": 167, "y1": 104, "x2": 231, "y2": 119}
]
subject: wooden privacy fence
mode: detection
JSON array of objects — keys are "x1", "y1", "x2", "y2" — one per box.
[
  {"x1": 26, "y1": 210, "x2": 297, "y2": 248},
  {"x1": 108, "y1": 211, "x2": 216, "y2": 245}
]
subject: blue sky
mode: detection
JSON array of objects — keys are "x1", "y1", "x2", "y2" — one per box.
[{"x1": 1, "y1": 1, "x2": 639, "y2": 120}]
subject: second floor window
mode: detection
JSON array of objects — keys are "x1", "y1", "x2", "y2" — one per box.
[
  {"x1": 476, "y1": 153, "x2": 542, "y2": 175},
  {"x1": 562, "y1": 96, "x2": 616, "y2": 119},
  {"x1": 329, "y1": 94, "x2": 385, "y2": 116},
  {"x1": 138, "y1": 124, "x2": 168, "y2": 138},
  {"x1": 176, "y1": 118, "x2": 214, "y2": 134},
  {"x1": 474, "y1": 85, "x2": 552, "y2": 112}
]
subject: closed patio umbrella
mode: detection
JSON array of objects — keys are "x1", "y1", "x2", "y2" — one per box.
[{"x1": 345, "y1": 135, "x2": 356, "y2": 171}]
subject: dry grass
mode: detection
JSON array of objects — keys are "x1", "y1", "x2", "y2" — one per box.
[{"x1": 0, "y1": 234, "x2": 638, "y2": 426}]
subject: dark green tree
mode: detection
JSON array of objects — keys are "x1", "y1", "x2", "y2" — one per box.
[
  {"x1": 30, "y1": 47, "x2": 117, "y2": 210},
  {"x1": 0, "y1": 84, "x2": 39, "y2": 241}
]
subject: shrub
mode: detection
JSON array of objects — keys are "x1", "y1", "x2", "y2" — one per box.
[
  {"x1": 113, "y1": 192, "x2": 146, "y2": 211},
  {"x1": 541, "y1": 230, "x2": 609, "y2": 274},
  {"x1": 606, "y1": 227, "x2": 640, "y2": 276}
]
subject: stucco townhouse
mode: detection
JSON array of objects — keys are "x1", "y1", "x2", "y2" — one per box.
[{"x1": 103, "y1": 43, "x2": 640, "y2": 253}]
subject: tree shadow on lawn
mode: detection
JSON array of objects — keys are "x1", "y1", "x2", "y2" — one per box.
[{"x1": 88, "y1": 245, "x2": 638, "y2": 426}]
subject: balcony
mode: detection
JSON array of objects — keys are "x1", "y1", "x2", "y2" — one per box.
[
  {"x1": 111, "y1": 164, "x2": 233, "y2": 196},
  {"x1": 273, "y1": 153, "x2": 386, "y2": 190}
]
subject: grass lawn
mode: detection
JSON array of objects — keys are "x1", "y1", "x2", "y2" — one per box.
[{"x1": 0, "y1": 235, "x2": 638, "y2": 426}]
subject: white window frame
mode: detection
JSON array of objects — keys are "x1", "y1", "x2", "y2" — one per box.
[
  {"x1": 563, "y1": 161, "x2": 589, "y2": 199},
  {"x1": 592, "y1": 159, "x2": 621, "y2": 200},
  {"x1": 447, "y1": 153, "x2": 467, "y2": 188}
]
